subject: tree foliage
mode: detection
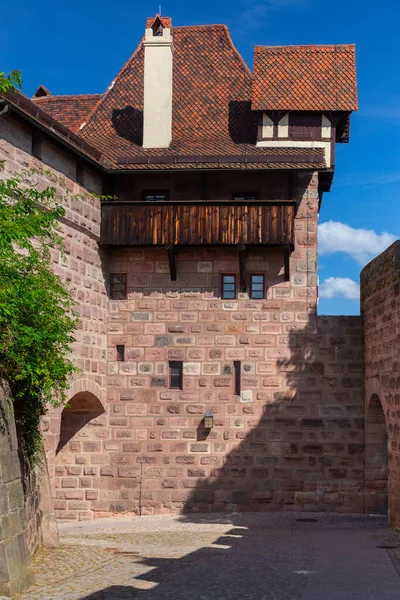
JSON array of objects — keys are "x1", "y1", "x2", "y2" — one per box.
[
  {"x1": 0, "y1": 70, "x2": 22, "y2": 94},
  {"x1": 0, "y1": 169, "x2": 79, "y2": 461}
]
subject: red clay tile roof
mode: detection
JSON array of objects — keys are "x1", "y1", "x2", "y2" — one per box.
[
  {"x1": 3, "y1": 89, "x2": 102, "y2": 162},
  {"x1": 33, "y1": 94, "x2": 102, "y2": 133},
  {"x1": 252, "y1": 45, "x2": 358, "y2": 111},
  {"x1": 77, "y1": 25, "x2": 326, "y2": 170},
  {"x1": 79, "y1": 25, "x2": 261, "y2": 169},
  {"x1": 146, "y1": 14, "x2": 172, "y2": 28}
]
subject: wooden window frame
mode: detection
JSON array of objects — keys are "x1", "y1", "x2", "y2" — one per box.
[
  {"x1": 169, "y1": 361, "x2": 183, "y2": 390},
  {"x1": 221, "y1": 273, "x2": 237, "y2": 300},
  {"x1": 110, "y1": 273, "x2": 127, "y2": 300},
  {"x1": 232, "y1": 192, "x2": 259, "y2": 202},
  {"x1": 142, "y1": 190, "x2": 170, "y2": 202},
  {"x1": 258, "y1": 111, "x2": 286, "y2": 141},
  {"x1": 250, "y1": 273, "x2": 265, "y2": 299}
]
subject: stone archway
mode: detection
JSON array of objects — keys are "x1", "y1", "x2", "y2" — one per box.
[
  {"x1": 365, "y1": 393, "x2": 388, "y2": 514},
  {"x1": 54, "y1": 389, "x2": 107, "y2": 520}
]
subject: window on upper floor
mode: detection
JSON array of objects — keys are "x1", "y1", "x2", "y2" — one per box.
[
  {"x1": 110, "y1": 273, "x2": 127, "y2": 300},
  {"x1": 250, "y1": 274, "x2": 265, "y2": 299},
  {"x1": 143, "y1": 190, "x2": 169, "y2": 201},
  {"x1": 289, "y1": 112, "x2": 322, "y2": 140},
  {"x1": 232, "y1": 193, "x2": 258, "y2": 201},
  {"x1": 222, "y1": 274, "x2": 237, "y2": 299}
]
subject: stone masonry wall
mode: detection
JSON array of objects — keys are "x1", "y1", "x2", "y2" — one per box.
[
  {"x1": 0, "y1": 115, "x2": 367, "y2": 522},
  {"x1": 52, "y1": 170, "x2": 362, "y2": 519},
  {"x1": 0, "y1": 383, "x2": 35, "y2": 597},
  {"x1": 0, "y1": 116, "x2": 108, "y2": 523},
  {"x1": 361, "y1": 241, "x2": 400, "y2": 527}
]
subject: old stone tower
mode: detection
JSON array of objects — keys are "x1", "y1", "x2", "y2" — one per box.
[{"x1": 1, "y1": 14, "x2": 397, "y2": 539}]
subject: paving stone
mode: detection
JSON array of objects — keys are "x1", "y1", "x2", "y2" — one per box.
[{"x1": 19, "y1": 513, "x2": 400, "y2": 600}]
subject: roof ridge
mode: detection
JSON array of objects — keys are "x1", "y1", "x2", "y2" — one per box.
[
  {"x1": 255, "y1": 44, "x2": 355, "y2": 50},
  {"x1": 34, "y1": 93, "x2": 102, "y2": 101},
  {"x1": 174, "y1": 23, "x2": 226, "y2": 30}
]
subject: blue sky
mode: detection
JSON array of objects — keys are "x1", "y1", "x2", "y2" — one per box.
[{"x1": 3, "y1": 0, "x2": 399, "y2": 315}]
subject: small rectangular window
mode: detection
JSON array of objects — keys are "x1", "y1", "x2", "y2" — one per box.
[
  {"x1": 116, "y1": 345, "x2": 125, "y2": 362},
  {"x1": 222, "y1": 274, "x2": 236, "y2": 299},
  {"x1": 143, "y1": 190, "x2": 169, "y2": 202},
  {"x1": 234, "y1": 361, "x2": 241, "y2": 396},
  {"x1": 32, "y1": 130, "x2": 42, "y2": 160},
  {"x1": 169, "y1": 361, "x2": 183, "y2": 390},
  {"x1": 110, "y1": 273, "x2": 127, "y2": 300},
  {"x1": 250, "y1": 274, "x2": 265, "y2": 299},
  {"x1": 232, "y1": 193, "x2": 258, "y2": 201}
]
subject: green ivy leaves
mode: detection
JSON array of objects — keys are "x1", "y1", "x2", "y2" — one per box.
[{"x1": 0, "y1": 169, "x2": 79, "y2": 462}]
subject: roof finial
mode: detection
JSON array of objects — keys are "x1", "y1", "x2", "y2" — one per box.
[{"x1": 159, "y1": 5, "x2": 162, "y2": 15}]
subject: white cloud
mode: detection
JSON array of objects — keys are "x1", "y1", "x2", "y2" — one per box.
[
  {"x1": 318, "y1": 221, "x2": 397, "y2": 266},
  {"x1": 319, "y1": 277, "x2": 360, "y2": 301}
]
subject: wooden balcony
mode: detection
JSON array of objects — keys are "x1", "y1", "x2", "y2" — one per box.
[{"x1": 100, "y1": 201, "x2": 295, "y2": 247}]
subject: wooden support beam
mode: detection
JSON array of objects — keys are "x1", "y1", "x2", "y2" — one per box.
[
  {"x1": 167, "y1": 245, "x2": 177, "y2": 281},
  {"x1": 238, "y1": 244, "x2": 246, "y2": 293},
  {"x1": 283, "y1": 244, "x2": 291, "y2": 282}
]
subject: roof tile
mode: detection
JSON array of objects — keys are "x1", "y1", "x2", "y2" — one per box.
[
  {"x1": 252, "y1": 44, "x2": 358, "y2": 111},
  {"x1": 33, "y1": 94, "x2": 102, "y2": 132}
]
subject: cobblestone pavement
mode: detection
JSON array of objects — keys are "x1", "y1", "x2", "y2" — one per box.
[{"x1": 18, "y1": 513, "x2": 400, "y2": 600}]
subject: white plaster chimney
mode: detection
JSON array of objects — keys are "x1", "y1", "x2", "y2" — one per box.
[{"x1": 143, "y1": 16, "x2": 173, "y2": 149}]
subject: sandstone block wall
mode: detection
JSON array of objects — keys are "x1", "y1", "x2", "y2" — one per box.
[
  {"x1": 62, "y1": 170, "x2": 362, "y2": 518},
  {"x1": 1, "y1": 115, "x2": 368, "y2": 522},
  {"x1": 361, "y1": 241, "x2": 400, "y2": 526},
  {"x1": 1, "y1": 116, "x2": 108, "y2": 523},
  {"x1": 0, "y1": 384, "x2": 35, "y2": 597}
]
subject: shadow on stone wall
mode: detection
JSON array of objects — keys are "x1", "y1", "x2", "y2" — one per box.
[{"x1": 175, "y1": 316, "x2": 365, "y2": 514}]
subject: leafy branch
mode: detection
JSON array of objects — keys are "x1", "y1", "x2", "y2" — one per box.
[
  {"x1": 0, "y1": 70, "x2": 23, "y2": 94},
  {"x1": 0, "y1": 169, "x2": 79, "y2": 462}
]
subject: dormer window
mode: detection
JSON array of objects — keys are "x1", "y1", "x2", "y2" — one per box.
[{"x1": 289, "y1": 112, "x2": 321, "y2": 140}]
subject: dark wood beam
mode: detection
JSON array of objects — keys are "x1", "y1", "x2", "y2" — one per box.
[
  {"x1": 238, "y1": 244, "x2": 246, "y2": 293},
  {"x1": 283, "y1": 244, "x2": 291, "y2": 282},
  {"x1": 167, "y1": 245, "x2": 177, "y2": 281}
]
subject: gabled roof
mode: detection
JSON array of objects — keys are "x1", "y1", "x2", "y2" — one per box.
[
  {"x1": 80, "y1": 25, "x2": 257, "y2": 167},
  {"x1": 33, "y1": 94, "x2": 102, "y2": 133},
  {"x1": 33, "y1": 84, "x2": 52, "y2": 98},
  {"x1": 251, "y1": 44, "x2": 358, "y2": 112},
  {"x1": 76, "y1": 25, "x2": 326, "y2": 170},
  {"x1": 146, "y1": 14, "x2": 172, "y2": 29},
  {"x1": 3, "y1": 89, "x2": 102, "y2": 163}
]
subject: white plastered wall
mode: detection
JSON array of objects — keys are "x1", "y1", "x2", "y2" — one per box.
[
  {"x1": 143, "y1": 27, "x2": 173, "y2": 149},
  {"x1": 258, "y1": 112, "x2": 333, "y2": 167}
]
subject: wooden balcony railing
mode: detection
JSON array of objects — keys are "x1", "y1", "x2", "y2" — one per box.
[{"x1": 100, "y1": 201, "x2": 295, "y2": 247}]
